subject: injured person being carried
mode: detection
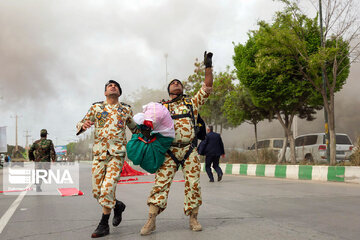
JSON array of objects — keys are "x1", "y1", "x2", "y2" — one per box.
[{"x1": 126, "y1": 102, "x2": 175, "y2": 173}]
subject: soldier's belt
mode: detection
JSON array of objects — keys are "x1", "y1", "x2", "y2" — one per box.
[{"x1": 171, "y1": 142, "x2": 191, "y2": 148}]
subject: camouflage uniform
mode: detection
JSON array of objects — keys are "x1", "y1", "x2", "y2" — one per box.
[
  {"x1": 147, "y1": 86, "x2": 210, "y2": 216},
  {"x1": 77, "y1": 101, "x2": 137, "y2": 209},
  {"x1": 29, "y1": 138, "x2": 56, "y2": 162},
  {"x1": 29, "y1": 132, "x2": 56, "y2": 188}
]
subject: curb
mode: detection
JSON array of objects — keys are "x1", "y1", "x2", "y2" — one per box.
[{"x1": 201, "y1": 163, "x2": 360, "y2": 184}]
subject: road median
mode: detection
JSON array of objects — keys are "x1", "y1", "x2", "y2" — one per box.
[{"x1": 201, "y1": 163, "x2": 360, "y2": 184}]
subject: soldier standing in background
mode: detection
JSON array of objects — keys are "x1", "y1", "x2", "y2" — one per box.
[
  {"x1": 140, "y1": 51, "x2": 213, "y2": 235},
  {"x1": 29, "y1": 129, "x2": 56, "y2": 192},
  {"x1": 77, "y1": 80, "x2": 138, "y2": 238}
]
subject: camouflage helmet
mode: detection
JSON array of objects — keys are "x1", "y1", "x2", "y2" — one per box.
[
  {"x1": 105, "y1": 80, "x2": 122, "y2": 96},
  {"x1": 40, "y1": 129, "x2": 48, "y2": 136},
  {"x1": 167, "y1": 79, "x2": 183, "y2": 95}
]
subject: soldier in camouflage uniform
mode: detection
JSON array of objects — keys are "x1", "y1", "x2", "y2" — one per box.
[
  {"x1": 29, "y1": 129, "x2": 56, "y2": 192},
  {"x1": 77, "y1": 80, "x2": 138, "y2": 238},
  {"x1": 140, "y1": 52, "x2": 213, "y2": 235}
]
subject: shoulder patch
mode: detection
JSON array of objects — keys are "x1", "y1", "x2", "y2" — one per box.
[
  {"x1": 183, "y1": 97, "x2": 192, "y2": 106},
  {"x1": 92, "y1": 101, "x2": 103, "y2": 105}
]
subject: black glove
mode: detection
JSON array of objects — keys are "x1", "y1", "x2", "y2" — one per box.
[
  {"x1": 204, "y1": 51, "x2": 213, "y2": 68},
  {"x1": 139, "y1": 125, "x2": 152, "y2": 139}
]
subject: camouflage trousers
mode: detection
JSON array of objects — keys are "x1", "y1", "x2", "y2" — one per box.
[
  {"x1": 92, "y1": 154, "x2": 124, "y2": 209},
  {"x1": 147, "y1": 145, "x2": 202, "y2": 216}
]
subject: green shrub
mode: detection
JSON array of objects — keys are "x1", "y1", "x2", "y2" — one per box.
[{"x1": 257, "y1": 149, "x2": 278, "y2": 164}]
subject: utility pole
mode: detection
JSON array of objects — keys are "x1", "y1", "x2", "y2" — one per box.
[
  {"x1": 319, "y1": 0, "x2": 330, "y2": 163},
  {"x1": 24, "y1": 130, "x2": 31, "y2": 160},
  {"x1": 10, "y1": 114, "x2": 22, "y2": 152}
]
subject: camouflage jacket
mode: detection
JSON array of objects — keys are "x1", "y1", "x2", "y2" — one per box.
[
  {"x1": 76, "y1": 101, "x2": 138, "y2": 160},
  {"x1": 29, "y1": 138, "x2": 56, "y2": 162},
  {"x1": 165, "y1": 86, "x2": 210, "y2": 144}
]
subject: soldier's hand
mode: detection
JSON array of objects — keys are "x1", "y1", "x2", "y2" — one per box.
[
  {"x1": 204, "y1": 51, "x2": 213, "y2": 68},
  {"x1": 82, "y1": 120, "x2": 94, "y2": 130}
]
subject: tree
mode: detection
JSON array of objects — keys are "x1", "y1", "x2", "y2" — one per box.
[
  {"x1": 184, "y1": 58, "x2": 236, "y2": 133},
  {"x1": 7, "y1": 144, "x2": 25, "y2": 159},
  {"x1": 275, "y1": 0, "x2": 356, "y2": 165},
  {"x1": 233, "y1": 18, "x2": 323, "y2": 164},
  {"x1": 223, "y1": 86, "x2": 270, "y2": 162}
]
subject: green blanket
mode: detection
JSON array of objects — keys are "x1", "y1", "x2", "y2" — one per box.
[{"x1": 126, "y1": 132, "x2": 173, "y2": 173}]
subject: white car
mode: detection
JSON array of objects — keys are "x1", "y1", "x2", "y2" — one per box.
[{"x1": 281, "y1": 133, "x2": 354, "y2": 163}]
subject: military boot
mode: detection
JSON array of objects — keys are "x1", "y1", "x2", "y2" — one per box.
[
  {"x1": 91, "y1": 214, "x2": 110, "y2": 238},
  {"x1": 189, "y1": 207, "x2": 202, "y2": 231},
  {"x1": 140, "y1": 204, "x2": 159, "y2": 235},
  {"x1": 113, "y1": 200, "x2": 126, "y2": 226}
]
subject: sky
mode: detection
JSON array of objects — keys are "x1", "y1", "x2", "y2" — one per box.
[{"x1": 0, "y1": 0, "x2": 359, "y2": 149}]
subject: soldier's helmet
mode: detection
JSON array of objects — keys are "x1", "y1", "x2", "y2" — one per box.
[
  {"x1": 40, "y1": 129, "x2": 48, "y2": 135},
  {"x1": 105, "y1": 80, "x2": 122, "y2": 96},
  {"x1": 167, "y1": 79, "x2": 183, "y2": 95}
]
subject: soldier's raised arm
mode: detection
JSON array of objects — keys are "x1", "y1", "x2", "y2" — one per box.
[
  {"x1": 204, "y1": 51, "x2": 213, "y2": 89},
  {"x1": 192, "y1": 51, "x2": 214, "y2": 109}
]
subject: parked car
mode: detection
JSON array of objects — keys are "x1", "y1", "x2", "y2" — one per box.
[
  {"x1": 281, "y1": 133, "x2": 354, "y2": 163},
  {"x1": 248, "y1": 138, "x2": 284, "y2": 155}
]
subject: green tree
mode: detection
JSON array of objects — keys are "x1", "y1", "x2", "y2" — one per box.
[
  {"x1": 233, "y1": 16, "x2": 323, "y2": 163},
  {"x1": 223, "y1": 86, "x2": 270, "y2": 162},
  {"x1": 273, "y1": 0, "x2": 355, "y2": 165},
  {"x1": 7, "y1": 144, "x2": 26, "y2": 159}
]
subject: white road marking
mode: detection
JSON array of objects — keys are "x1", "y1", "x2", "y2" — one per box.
[{"x1": 0, "y1": 184, "x2": 30, "y2": 234}]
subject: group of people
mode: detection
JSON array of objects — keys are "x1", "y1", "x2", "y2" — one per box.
[{"x1": 29, "y1": 51, "x2": 225, "y2": 238}]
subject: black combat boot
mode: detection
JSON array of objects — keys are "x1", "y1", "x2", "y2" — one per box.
[
  {"x1": 113, "y1": 200, "x2": 126, "y2": 227},
  {"x1": 91, "y1": 214, "x2": 110, "y2": 238}
]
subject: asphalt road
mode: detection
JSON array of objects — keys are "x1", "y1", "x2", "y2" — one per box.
[{"x1": 1, "y1": 162, "x2": 360, "y2": 240}]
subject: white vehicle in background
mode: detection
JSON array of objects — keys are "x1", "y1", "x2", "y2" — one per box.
[
  {"x1": 282, "y1": 133, "x2": 354, "y2": 163},
  {"x1": 248, "y1": 138, "x2": 284, "y2": 155}
]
